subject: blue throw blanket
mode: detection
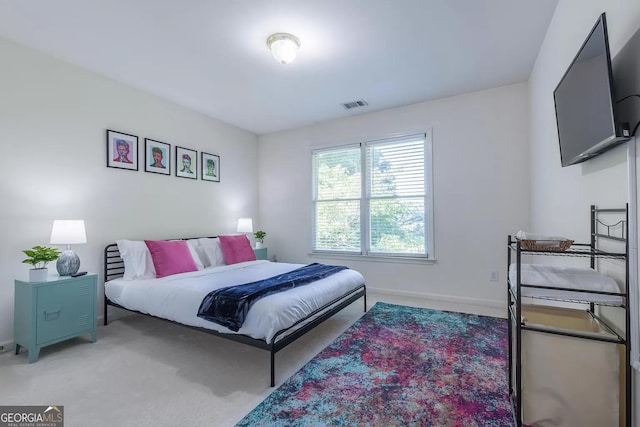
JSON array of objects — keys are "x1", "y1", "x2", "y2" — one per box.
[{"x1": 197, "y1": 263, "x2": 348, "y2": 332}]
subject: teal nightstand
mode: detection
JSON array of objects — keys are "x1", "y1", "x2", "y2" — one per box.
[
  {"x1": 254, "y1": 247, "x2": 268, "y2": 260},
  {"x1": 14, "y1": 273, "x2": 98, "y2": 363}
]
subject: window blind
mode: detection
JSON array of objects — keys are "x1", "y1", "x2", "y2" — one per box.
[{"x1": 312, "y1": 133, "x2": 430, "y2": 257}]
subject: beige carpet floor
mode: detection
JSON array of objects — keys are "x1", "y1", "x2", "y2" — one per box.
[{"x1": 0, "y1": 295, "x2": 500, "y2": 427}]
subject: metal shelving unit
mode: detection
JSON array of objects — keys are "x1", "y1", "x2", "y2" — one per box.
[{"x1": 507, "y1": 205, "x2": 630, "y2": 427}]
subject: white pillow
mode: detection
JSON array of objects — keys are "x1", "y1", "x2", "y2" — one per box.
[
  {"x1": 193, "y1": 238, "x2": 226, "y2": 267},
  {"x1": 185, "y1": 239, "x2": 205, "y2": 270},
  {"x1": 116, "y1": 240, "x2": 156, "y2": 280}
]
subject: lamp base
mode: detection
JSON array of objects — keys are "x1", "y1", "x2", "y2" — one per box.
[{"x1": 57, "y1": 250, "x2": 80, "y2": 276}]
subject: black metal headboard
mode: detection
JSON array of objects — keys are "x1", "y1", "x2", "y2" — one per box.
[{"x1": 104, "y1": 243, "x2": 125, "y2": 282}]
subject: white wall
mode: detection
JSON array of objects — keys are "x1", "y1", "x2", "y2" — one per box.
[
  {"x1": 0, "y1": 37, "x2": 259, "y2": 347},
  {"x1": 258, "y1": 82, "x2": 530, "y2": 311},
  {"x1": 530, "y1": 2, "x2": 640, "y2": 425},
  {"x1": 529, "y1": 0, "x2": 640, "y2": 238}
]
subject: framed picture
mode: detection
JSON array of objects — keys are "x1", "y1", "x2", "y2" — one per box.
[
  {"x1": 106, "y1": 129, "x2": 138, "y2": 171},
  {"x1": 201, "y1": 152, "x2": 220, "y2": 182},
  {"x1": 145, "y1": 138, "x2": 171, "y2": 175},
  {"x1": 175, "y1": 146, "x2": 197, "y2": 179}
]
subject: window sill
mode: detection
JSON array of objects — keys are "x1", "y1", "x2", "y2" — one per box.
[{"x1": 308, "y1": 252, "x2": 436, "y2": 265}]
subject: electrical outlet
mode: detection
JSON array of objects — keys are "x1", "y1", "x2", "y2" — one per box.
[{"x1": 490, "y1": 270, "x2": 499, "y2": 282}]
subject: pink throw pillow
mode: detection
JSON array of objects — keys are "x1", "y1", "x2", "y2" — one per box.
[
  {"x1": 145, "y1": 240, "x2": 198, "y2": 278},
  {"x1": 218, "y1": 235, "x2": 256, "y2": 265}
]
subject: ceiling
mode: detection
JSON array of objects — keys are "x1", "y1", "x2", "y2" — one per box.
[{"x1": 0, "y1": 0, "x2": 558, "y2": 135}]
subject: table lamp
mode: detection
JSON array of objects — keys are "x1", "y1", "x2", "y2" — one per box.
[
  {"x1": 237, "y1": 218, "x2": 253, "y2": 234},
  {"x1": 50, "y1": 220, "x2": 87, "y2": 276}
]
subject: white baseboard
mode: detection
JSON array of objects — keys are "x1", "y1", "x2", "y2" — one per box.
[{"x1": 366, "y1": 286, "x2": 505, "y2": 318}]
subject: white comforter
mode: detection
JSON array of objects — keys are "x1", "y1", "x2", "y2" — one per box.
[
  {"x1": 508, "y1": 263, "x2": 623, "y2": 305},
  {"x1": 105, "y1": 260, "x2": 365, "y2": 342}
]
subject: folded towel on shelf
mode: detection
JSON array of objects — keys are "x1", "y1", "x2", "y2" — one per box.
[
  {"x1": 508, "y1": 263, "x2": 624, "y2": 306},
  {"x1": 515, "y1": 230, "x2": 570, "y2": 246}
]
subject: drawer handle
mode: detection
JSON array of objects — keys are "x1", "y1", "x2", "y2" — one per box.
[{"x1": 43, "y1": 306, "x2": 62, "y2": 321}]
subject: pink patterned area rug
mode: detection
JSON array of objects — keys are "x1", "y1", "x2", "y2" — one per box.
[{"x1": 237, "y1": 302, "x2": 514, "y2": 426}]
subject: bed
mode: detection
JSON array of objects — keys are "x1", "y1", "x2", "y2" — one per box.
[{"x1": 103, "y1": 237, "x2": 367, "y2": 386}]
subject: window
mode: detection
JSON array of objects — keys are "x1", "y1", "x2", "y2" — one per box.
[{"x1": 312, "y1": 132, "x2": 433, "y2": 259}]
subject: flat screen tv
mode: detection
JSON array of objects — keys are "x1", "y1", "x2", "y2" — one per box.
[{"x1": 554, "y1": 13, "x2": 630, "y2": 167}]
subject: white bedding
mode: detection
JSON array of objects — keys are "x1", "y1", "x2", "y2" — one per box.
[
  {"x1": 105, "y1": 260, "x2": 365, "y2": 342},
  {"x1": 508, "y1": 263, "x2": 623, "y2": 305}
]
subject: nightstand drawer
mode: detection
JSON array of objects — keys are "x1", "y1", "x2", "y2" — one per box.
[{"x1": 36, "y1": 279, "x2": 95, "y2": 344}]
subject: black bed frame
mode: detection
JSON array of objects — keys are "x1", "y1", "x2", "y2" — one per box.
[{"x1": 103, "y1": 241, "x2": 367, "y2": 387}]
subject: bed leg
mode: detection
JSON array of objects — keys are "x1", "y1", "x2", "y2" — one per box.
[
  {"x1": 363, "y1": 290, "x2": 367, "y2": 312},
  {"x1": 104, "y1": 298, "x2": 108, "y2": 326},
  {"x1": 270, "y1": 348, "x2": 276, "y2": 387}
]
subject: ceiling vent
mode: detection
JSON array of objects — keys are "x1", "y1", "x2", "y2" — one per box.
[{"x1": 342, "y1": 99, "x2": 369, "y2": 110}]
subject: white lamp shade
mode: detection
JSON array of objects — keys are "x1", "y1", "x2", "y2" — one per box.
[
  {"x1": 50, "y1": 220, "x2": 87, "y2": 245},
  {"x1": 237, "y1": 218, "x2": 253, "y2": 233}
]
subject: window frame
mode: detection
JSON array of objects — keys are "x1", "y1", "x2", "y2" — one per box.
[{"x1": 311, "y1": 131, "x2": 434, "y2": 262}]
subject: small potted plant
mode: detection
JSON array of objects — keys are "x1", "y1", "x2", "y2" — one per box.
[
  {"x1": 253, "y1": 230, "x2": 267, "y2": 249},
  {"x1": 22, "y1": 245, "x2": 61, "y2": 282}
]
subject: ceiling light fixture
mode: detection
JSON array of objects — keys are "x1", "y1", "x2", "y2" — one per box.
[{"x1": 267, "y1": 33, "x2": 301, "y2": 65}]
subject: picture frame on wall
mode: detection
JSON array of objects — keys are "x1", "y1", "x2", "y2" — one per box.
[
  {"x1": 175, "y1": 146, "x2": 197, "y2": 179},
  {"x1": 106, "y1": 129, "x2": 138, "y2": 171},
  {"x1": 201, "y1": 152, "x2": 220, "y2": 182},
  {"x1": 145, "y1": 138, "x2": 171, "y2": 175}
]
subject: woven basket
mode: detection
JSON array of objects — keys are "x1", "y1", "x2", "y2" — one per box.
[{"x1": 518, "y1": 239, "x2": 574, "y2": 252}]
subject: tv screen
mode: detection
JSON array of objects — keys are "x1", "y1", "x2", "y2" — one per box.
[{"x1": 554, "y1": 13, "x2": 629, "y2": 167}]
